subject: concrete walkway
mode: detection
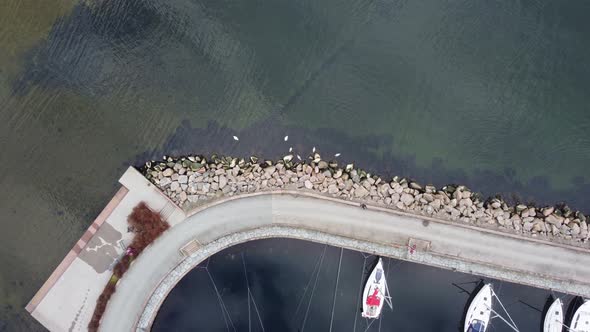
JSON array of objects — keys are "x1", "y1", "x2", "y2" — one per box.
[
  {"x1": 101, "y1": 193, "x2": 590, "y2": 331},
  {"x1": 25, "y1": 168, "x2": 186, "y2": 332}
]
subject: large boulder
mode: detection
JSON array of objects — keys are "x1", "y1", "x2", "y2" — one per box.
[
  {"x1": 400, "y1": 193, "x2": 415, "y2": 206},
  {"x1": 162, "y1": 168, "x2": 174, "y2": 177},
  {"x1": 545, "y1": 214, "x2": 564, "y2": 226},
  {"x1": 354, "y1": 186, "x2": 369, "y2": 198}
]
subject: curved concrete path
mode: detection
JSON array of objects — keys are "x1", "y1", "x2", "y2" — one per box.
[{"x1": 101, "y1": 192, "x2": 590, "y2": 331}]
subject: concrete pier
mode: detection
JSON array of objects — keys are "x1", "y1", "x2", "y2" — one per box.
[{"x1": 26, "y1": 167, "x2": 590, "y2": 331}]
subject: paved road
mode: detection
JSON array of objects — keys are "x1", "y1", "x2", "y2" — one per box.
[{"x1": 101, "y1": 192, "x2": 590, "y2": 331}]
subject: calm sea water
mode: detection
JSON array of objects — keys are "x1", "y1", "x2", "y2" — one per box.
[
  {"x1": 153, "y1": 238, "x2": 570, "y2": 332},
  {"x1": 1, "y1": 0, "x2": 590, "y2": 330}
]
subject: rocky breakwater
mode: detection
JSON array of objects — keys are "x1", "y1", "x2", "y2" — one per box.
[{"x1": 142, "y1": 154, "x2": 589, "y2": 246}]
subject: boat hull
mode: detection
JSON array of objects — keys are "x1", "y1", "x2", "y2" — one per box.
[
  {"x1": 464, "y1": 284, "x2": 492, "y2": 332},
  {"x1": 571, "y1": 299, "x2": 590, "y2": 332},
  {"x1": 543, "y1": 298, "x2": 563, "y2": 332},
  {"x1": 361, "y1": 258, "x2": 386, "y2": 319}
]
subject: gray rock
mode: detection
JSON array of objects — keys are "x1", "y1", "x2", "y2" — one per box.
[
  {"x1": 318, "y1": 161, "x2": 329, "y2": 170},
  {"x1": 170, "y1": 182, "x2": 180, "y2": 191},
  {"x1": 304, "y1": 180, "x2": 313, "y2": 189},
  {"x1": 523, "y1": 221, "x2": 534, "y2": 232},
  {"x1": 526, "y1": 207, "x2": 536, "y2": 217},
  {"x1": 401, "y1": 193, "x2": 414, "y2": 206},
  {"x1": 551, "y1": 224, "x2": 559, "y2": 236},
  {"x1": 344, "y1": 180, "x2": 354, "y2": 191},
  {"x1": 491, "y1": 201, "x2": 501, "y2": 209},
  {"x1": 423, "y1": 193, "x2": 434, "y2": 202},
  {"x1": 202, "y1": 183, "x2": 210, "y2": 193},
  {"x1": 523, "y1": 216, "x2": 534, "y2": 223},
  {"x1": 264, "y1": 166, "x2": 276, "y2": 175},
  {"x1": 430, "y1": 199, "x2": 441, "y2": 210},
  {"x1": 459, "y1": 198, "x2": 473, "y2": 207},
  {"x1": 543, "y1": 206, "x2": 555, "y2": 216},
  {"x1": 178, "y1": 175, "x2": 188, "y2": 184},
  {"x1": 232, "y1": 166, "x2": 240, "y2": 176},
  {"x1": 159, "y1": 178, "x2": 172, "y2": 187},
  {"x1": 354, "y1": 186, "x2": 369, "y2": 198},
  {"x1": 163, "y1": 168, "x2": 174, "y2": 177},
  {"x1": 219, "y1": 175, "x2": 228, "y2": 189},
  {"x1": 409, "y1": 182, "x2": 422, "y2": 190},
  {"x1": 560, "y1": 225, "x2": 570, "y2": 235},
  {"x1": 572, "y1": 223, "x2": 581, "y2": 235},
  {"x1": 328, "y1": 184, "x2": 339, "y2": 194},
  {"x1": 533, "y1": 220, "x2": 546, "y2": 232},
  {"x1": 545, "y1": 214, "x2": 564, "y2": 226}
]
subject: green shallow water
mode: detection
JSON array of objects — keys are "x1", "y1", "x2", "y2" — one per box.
[{"x1": 0, "y1": 0, "x2": 589, "y2": 329}]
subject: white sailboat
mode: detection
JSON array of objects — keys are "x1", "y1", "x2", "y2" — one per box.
[
  {"x1": 543, "y1": 298, "x2": 563, "y2": 332},
  {"x1": 570, "y1": 299, "x2": 590, "y2": 332},
  {"x1": 464, "y1": 284, "x2": 492, "y2": 332},
  {"x1": 361, "y1": 258, "x2": 392, "y2": 319}
]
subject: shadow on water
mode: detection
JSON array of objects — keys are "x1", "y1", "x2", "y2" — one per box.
[{"x1": 134, "y1": 118, "x2": 590, "y2": 214}]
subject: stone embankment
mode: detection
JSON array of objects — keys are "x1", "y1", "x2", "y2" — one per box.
[{"x1": 142, "y1": 154, "x2": 589, "y2": 245}]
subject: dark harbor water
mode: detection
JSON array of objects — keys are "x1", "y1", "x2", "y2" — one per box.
[
  {"x1": 153, "y1": 238, "x2": 570, "y2": 332},
  {"x1": 1, "y1": 0, "x2": 590, "y2": 330}
]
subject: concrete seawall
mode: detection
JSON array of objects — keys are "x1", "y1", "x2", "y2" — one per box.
[
  {"x1": 100, "y1": 192, "x2": 590, "y2": 331},
  {"x1": 26, "y1": 167, "x2": 590, "y2": 331}
]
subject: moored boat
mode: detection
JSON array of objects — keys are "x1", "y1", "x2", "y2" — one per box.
[
  {"x1": 361, "y1": 258, "x2": 390, "y2": 319},
  {"x1": 543, "y1": 298, "x2": 563, "y2": 332},
  {"x1": 464, "y1": 284, "x2": 492, "y2": 332},
  {"x1": 570, "y1": 299, "x2": 590, "y2": 332}
]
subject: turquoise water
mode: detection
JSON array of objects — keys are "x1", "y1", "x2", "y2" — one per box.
[{"x1": 1, "y1": 0, "x2": 589, "y2": 329}]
